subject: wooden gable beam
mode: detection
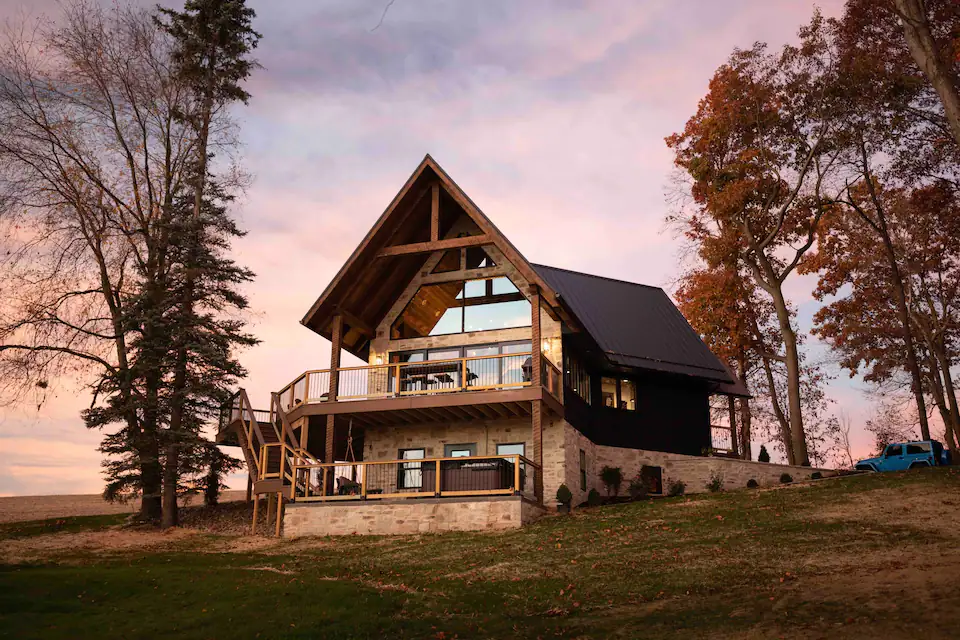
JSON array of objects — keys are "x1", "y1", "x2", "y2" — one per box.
[
  {"x1": 376, "y1": 234, "x2": 491, "y2": 258},
  {"x1": 430, "y1": 183, "x2": 440, "y2": 242}
]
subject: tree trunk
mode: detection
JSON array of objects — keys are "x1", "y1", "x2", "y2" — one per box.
[
  {"x1": 932, "y1": 342, "x2": 960, "y2": 455},
  {"x1": 737, "y1": 351, "x2": 753, "y2": 460},
  {"x1": 893, "y1": 0, "x2": 960, "y2": 149},
  {"x1": 761, "y1": 352, "x2": 794, "y2": 464},
  {"x1": 161, "y1": 442, "x2": 179, "y2": 528},
  {"x1": 768, "y1": 285, "x2": 808, "y2": 465},
  {"x1": 854, "y1": 140, "x2": 932, "y2": 439}
]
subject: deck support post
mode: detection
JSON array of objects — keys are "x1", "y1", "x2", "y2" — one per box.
[
  {"x1": 266, "y1": 492, "x2": 275, "y2": 528},
  {"x1": 325, "y1": 314, "x2": 343, "y2": 496},
  {"x1": 275, "y1": 494, "x2": 284, "y2": 537},
  {"x1": 245, "y1": 473, "x2": 253, "y2": 503},
  {"x1": 532, "y1": 400, "x2": 544, "y2": 504},
  {"x1": 251, "y1": 493, "x2": 260, "y2": 534},
  {"x1": 727, "y1": 395, "x2": 739, "y2": 458}
]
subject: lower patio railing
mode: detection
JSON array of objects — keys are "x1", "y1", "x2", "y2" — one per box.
[{"x1": 291, "y1": 455, "x2": 541, "y2": 503}]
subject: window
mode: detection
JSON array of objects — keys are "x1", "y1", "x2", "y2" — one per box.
[
  {"x1": 885, "y1": 445, "x2": 903, "y2": 457},
  {"x1": 906, "y1": 442, "x2": 931, "y2": 455},
  {"x1": 579, "y1": 449, "x2": 587, "y2": 491},
  {"x1": 392, "y1": 342, "x2": 532, "y2": 390},
  {"x1": 398, "y1": 448, "x2": 425, "y2": 489},
  {"x1": 601, "y1": 377, "x2": 617, "y2": 408},
  {"x1": 565, "y1": 354, "x2": 592, "y2": 404},
  {"x1": 392, "y1": 278, "x2": 530, "y2": 338},
  {"x1": 444, "y1": 443, "x2": 477, "y2": 458},
  {"x1": 620, "y1": 379, "x2": 636, "y2": 411},
  {"x1": 600, "y1": 377, "x2": 637, "y2": 410},
  {"x1": 496, "y1": 443, "x2": 525, "y2": 457}
]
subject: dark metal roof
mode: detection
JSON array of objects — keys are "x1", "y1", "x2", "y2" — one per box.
[{"x1": 533, "y1": 264, "x2": 744, "y2": 392}]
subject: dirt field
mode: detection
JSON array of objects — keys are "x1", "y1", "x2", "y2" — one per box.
[{"x1": 0, "y1": 490, "x2": 246, "y2": 523}]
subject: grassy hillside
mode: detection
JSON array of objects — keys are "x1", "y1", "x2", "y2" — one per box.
[{"x1": 2, "y1": 470, "x2": 959, "y2": 639}]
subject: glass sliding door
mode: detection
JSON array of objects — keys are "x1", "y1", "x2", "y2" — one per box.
[{"x1": 398, "y1": 448, "x2": 425, "y2": 490}]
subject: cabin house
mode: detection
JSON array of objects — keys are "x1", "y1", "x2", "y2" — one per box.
[{"x1": 219, "y1": 155, "x2": 818, "y2": 538}]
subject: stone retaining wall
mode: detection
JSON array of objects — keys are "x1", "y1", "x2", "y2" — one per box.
[
  {"x1": 284, "y1": 496, "x2": 545, "y2": 537},
  {"x1": 562, "y1": 422, "x2": 833, "y2": 505}
]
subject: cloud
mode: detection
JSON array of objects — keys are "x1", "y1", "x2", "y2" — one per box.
[{"x1": 1, "y1": 0, "x2": 866, "y2": 495}]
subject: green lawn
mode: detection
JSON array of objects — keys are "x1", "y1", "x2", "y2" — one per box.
[{"x1": 2, "y1": 470, "x2": 959, "y2": 639}]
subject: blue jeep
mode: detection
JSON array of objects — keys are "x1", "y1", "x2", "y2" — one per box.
[{"x1": 855, "y1": 440, "x2": 951, "y2": 472}]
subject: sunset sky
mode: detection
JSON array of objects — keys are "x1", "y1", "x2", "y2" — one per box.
[{"x1": 2, "y1": 0, "x2": 894, "y2": 498}]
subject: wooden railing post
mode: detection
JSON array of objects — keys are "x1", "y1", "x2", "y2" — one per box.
[
  {"x1": 435, "y1": 459, "x2": 441, "y2": 496},
  {"x1": 514, "y1": 455, "x2": 521, "y2": 494}
]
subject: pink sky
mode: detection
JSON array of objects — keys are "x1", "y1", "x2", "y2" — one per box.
[{"x1": 2, "y1": 0, "x2": 900, "y2": 497}]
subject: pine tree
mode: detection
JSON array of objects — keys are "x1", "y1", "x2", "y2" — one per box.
[
  {"x1": 758, "y1": 445, "x2": 771, "y2": 463},
  {"x1": 156, "y1": 0, "x2": 260, "y2": 528}
]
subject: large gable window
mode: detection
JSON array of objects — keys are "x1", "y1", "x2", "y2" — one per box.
[{"x1": 392, "y1": 277, "x2": 530, "y2": 339}]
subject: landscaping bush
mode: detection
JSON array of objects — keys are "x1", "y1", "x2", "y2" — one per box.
[
  {"x1": 706, "y1": 471, "x2": 724, "y2": 493},
  {"x1": 587, "y1": 488, "x2": 602, "y2": 506},
  {"x1": 600, "y1": 466, "x2": 624, "y2": 496},
  {"x1": 780, "y1": 473, "x2": 793, "y2": 484},
  {"x1": 556, "y1": 483, "x2": 573, "y2": 506},
  {"x1": 811, "y1": 471, "x2": 823, "y2": 480},
  {"x1": 758, "y1": 445, "x2": 770, "y2": 463},
  {"x1": 746, "y1": 478, "x2": 759, "y2": 488},
  {"x1": 667, "y1": 479, "x2": 686, "y2": 497},
  {"x1": 628, "y1": 473, "x2": 648, "y2": 499}
]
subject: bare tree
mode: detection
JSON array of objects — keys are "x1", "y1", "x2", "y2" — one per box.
[{"x1": 0, "y1": 2, "x2": 195, "y2": 519}]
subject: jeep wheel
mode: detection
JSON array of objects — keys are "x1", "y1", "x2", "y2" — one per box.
[{"x1": 909, "y1": 462, "x2": 930, "y2": 469}]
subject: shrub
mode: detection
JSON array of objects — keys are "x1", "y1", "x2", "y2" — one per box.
[
  {"x1": 628, "y1": 473, "x2": 648, "y2": 500},
  {"x1": 746, "y1": 478, "x2": 759, "y2": 489},
  {"x1": 706, "y1": 471, "x2": 724, "y2": 493},
  {"x1": 587, "y1": 488, "x2": 602, "y2": 506},
  {"x1": 600, "y1": 466, "x2": 624, "y2": 496},
  {"x1": 556, "y1": 483, "x2": 573, "y2": 506},
  {"x1": 667, "y1": 479, "x2": 686, "y2": 497},
  {"x1": 758, "y1": 445, "x2": 771, "y2": 463},
  {"x1": 811, "y1": 471, "x2": 823, "y2": 480},
  {"x1": 780, "y1": 473, "x2": 793, "y2": 484}
]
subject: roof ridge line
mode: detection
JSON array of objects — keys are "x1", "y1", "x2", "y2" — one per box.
[{"x1": 531, "y1": 263, "x2": 665, "y2": 292}]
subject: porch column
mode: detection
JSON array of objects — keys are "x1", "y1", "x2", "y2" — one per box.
[
  {"x1": 325, "y1": 314, "x2": 343, "y2": 495},
  {"x1": 245, "y1": 472, "x2": 253, "y2": 503},
  {"x1": 727, "y1": 395, "x2": 739, "y2": 458},
  {"x1": 530, "y1": 286, "x2": 544, "y2": 502},
  {"x1": 530, "y1": 286, "x2": 542, "y2": 387},
  {"x1": 328, "y1": 313, "x2": 343, "y2": 402},
  {"x1": 532, "y1": 401, "x2": 544, "y2": 503}
]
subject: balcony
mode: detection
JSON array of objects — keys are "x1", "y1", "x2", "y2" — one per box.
[{"x1": 275, "y1": 352, "x2": 563, "y2": 425}]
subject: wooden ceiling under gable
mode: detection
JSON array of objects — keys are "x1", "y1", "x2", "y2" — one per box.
[{"x1": 301, "y1": 155, "x2": 565, "y2": 361}]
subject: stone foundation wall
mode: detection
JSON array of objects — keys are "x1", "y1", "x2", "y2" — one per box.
[
  {"x1": 560, "y1": 422, "x2": 833, "y2": 505},
  {"x1": 284, "y1": 496, "x2": 544, "y2": 537}
]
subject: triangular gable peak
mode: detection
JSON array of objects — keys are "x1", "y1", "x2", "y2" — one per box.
[{"x1": 301, "y1": 155, "x2": 563, "y2": 360}]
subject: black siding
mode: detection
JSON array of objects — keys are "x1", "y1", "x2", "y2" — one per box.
[{"x1": 564, "y1": 378, "x2": 711, "y2": 456}]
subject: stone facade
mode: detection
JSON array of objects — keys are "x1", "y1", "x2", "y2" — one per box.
[
  {"x1": 360, "y1": 414, "x2": 566, "y2": 500},
  {"x1": 284, "y1": 496, "x2": 544, "y2": 537},
  {"x1": 560, "y1": 421, "x2": 833, "y2": 505}
]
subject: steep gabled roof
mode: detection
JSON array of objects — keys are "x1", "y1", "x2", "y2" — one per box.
[
  {"x1": 533, "y1": 264, "x2": 738, "y2": 387},
  {"x1": 300, "y1": 155, "x2": 560, "y2": 359}
]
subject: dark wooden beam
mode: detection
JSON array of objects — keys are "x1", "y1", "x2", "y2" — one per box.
[
  {"x1": 377, "y1": 234, "x2": 491, "y2": 258},
  {"x1": 430, "y1": 183, "x2": 440, "y2": 242}
]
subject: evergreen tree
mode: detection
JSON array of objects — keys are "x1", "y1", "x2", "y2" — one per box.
[
  {"x1": 758, "y1": 445, "x2": 771, "y2": 463},
  {"x1": 156, "y1": 0, "x2": 260, "y2": 527}
]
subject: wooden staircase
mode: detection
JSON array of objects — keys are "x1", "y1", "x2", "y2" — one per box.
[{"x1": 219, "y1": 389, "x2": 320, "y2": 536}]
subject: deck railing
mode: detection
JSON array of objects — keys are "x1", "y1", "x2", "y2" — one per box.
[
  {"x1": 278, "y1": 352, "x2": 561, "y2": 411},
  {"x1": 291, "y1": 454, "x2": 541, "y2": 503}
]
